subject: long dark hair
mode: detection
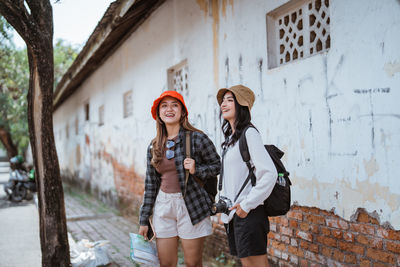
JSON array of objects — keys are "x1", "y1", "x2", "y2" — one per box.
[
  {"x1": 151, "y1": 100, "x2": 202, "y2": 168},
  {"x1": 220, "y1": 92, "x2": 252, "y2": 148}
]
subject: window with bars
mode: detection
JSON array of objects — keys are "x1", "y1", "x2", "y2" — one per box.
[
  {"x1": 266, "y1": 0, "x2": 330, "y2": 69},
  {"x1": 99, "y1": 105, "x2": 104, "y2": 126},
  {"x1": 84, "y1": 102, "x2": 90, "y2": 121},
  {"x1": 167, "y1": 60, "x2": 189, "y2": 96},
  {"x1": 123, "y1": 91, "x2": 133, "y2": 118}
]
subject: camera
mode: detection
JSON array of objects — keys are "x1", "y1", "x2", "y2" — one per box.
[{"x1": 211, "y1": 196, "x2": 232, "y2": 215}]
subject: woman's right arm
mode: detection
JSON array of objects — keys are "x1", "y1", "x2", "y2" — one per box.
[{"x1": 139, "y1": 143, "x2": 159, "y2": 227}]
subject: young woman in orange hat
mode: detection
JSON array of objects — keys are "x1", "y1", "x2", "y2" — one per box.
[
  {"x1": 139, "y1": 91, "x2": 220, "y2": 267},
  {"x1": 216, "y1": 85, "x2": 277, "y2": 267}
]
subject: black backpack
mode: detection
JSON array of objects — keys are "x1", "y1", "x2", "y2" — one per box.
[
  {"x1": 183, "y1": 131, "x2": 218, "y2": 203},
  {"x1": 238, "y1": 125, "x2": 291, "y2": 217}
]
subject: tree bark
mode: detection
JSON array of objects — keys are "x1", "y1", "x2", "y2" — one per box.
[
  {"x1": 0, "y1": 126, "x2": 18, "y2": 159},
  {"x1": 0, "y1": 1, "x2": 70, "y2": 266}
]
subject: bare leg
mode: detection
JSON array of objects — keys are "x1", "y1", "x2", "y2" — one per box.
[
  {"x1": 181, "y1": 237, "x2": 205, "y2": 267},
  {"x1": 156, "y1": 237, "x2": 179, "y2": 267},
  {"x1": 241, "y1": 254, "x2": 269, "y2": 267}
]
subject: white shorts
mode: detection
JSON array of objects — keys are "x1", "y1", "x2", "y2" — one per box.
[{"x1": 152, "y1": 190, "x2": 212, "y2": 239}]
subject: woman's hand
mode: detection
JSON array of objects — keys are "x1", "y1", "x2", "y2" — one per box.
[
  {"x1": 139, "y1": 225, "x2": 149, "y2": 240},
  {"x1": 184, "y1": 158, "x2": 196, "y2": 175},
  {"x1": 230, "y1": 203, "x2": 248, "y2": 218}
]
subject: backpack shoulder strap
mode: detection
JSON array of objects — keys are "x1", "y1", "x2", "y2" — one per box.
[
  {"x1": 238, "y1": 125, "x2": 257, "y2": 186},
  {"x1": 183, "y1": 131, "x2": 204, "y2": 196}
]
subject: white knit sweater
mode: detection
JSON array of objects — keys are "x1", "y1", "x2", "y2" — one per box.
[{"x1": 220, "y1": 127, "x2": 277, "y2": 224}]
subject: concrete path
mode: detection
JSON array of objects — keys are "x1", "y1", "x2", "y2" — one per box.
[{"x1": 0, "y1": 166, "x2": 41, "y2": 267}]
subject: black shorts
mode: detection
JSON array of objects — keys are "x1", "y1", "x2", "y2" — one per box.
[{"x1": 224, "y1": 205, "x2": 269, "y2": 258}]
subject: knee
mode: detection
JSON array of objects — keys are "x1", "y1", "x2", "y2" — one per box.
[
  {"x1": 159, "y1": 259, "x2": 177, "y2": 267},
  {"x1": 184, "y1": 258, "x2": 202, "y2": 267}
]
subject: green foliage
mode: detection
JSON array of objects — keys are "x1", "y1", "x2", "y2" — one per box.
[
  {"x1": 54, "y1": 39, "x2": 79, "y2": 89},
  {"x1": 0, "y1": 15, "x2": 78, "y2": 154}
]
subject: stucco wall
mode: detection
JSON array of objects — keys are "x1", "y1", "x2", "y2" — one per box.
[{"x1": 53, "y1": 0, "x2": 400, "y2": 229}]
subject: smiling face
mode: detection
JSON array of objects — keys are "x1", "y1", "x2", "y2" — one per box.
[
  {"x1": 158, "y1": 96, "x2": 182, "y2": 126},
  {"x1": 220, "y1": 91, "x2": 236, "y2": 123}
]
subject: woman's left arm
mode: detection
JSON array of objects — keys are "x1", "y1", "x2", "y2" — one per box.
[
  {"x1": 239, "y1": 128, "x2": 278, "y2": 213},
  {"x1": 192, "y1": 132, "x2": 221, "y2": 181}
]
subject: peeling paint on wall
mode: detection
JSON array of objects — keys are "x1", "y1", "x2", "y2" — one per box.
[
  {"x1": 363, "y1": 156, "x2": 379, "y2": 178},
  {"x1": 196, "y1": 0, "x2": 208, "y2": 17},
  {"x1": 384, "y1": 61, "x2": 400, "y2": 77}
]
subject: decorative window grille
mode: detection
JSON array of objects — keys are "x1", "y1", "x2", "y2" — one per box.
[
  {"x1": 266, "y1": 0, "x2": 330, "y2": 69},
  {"x1": 167, "y1": 60, "x2": 188, "y2": 96},
  {"x1": 99, "y1": 105, "x2": 104, "y2": 126},
  {"x1": 123, "y1": 91, "x2": 133, "y2": 118}
]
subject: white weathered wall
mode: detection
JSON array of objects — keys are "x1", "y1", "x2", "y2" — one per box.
[{"x1": 53, "y1": 0, "x2": 400, "y2": 228}]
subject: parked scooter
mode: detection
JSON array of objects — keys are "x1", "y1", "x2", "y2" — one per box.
[{"x1": 3, "y1": 155, "x2": 36, "y2": 202}]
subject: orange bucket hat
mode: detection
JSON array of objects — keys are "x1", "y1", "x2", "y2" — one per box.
[{"x1": 151, "y1": 91, "x2": 188, "y2": 120}]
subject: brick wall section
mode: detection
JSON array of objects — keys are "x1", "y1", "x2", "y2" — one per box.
[{"x1": 265, "y1": 205, "x2": 400, "y2": 266}]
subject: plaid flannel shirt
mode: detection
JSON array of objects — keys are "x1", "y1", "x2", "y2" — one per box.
[{"x1": 139, "y1": 127, "x2": 221, "y2": 226}]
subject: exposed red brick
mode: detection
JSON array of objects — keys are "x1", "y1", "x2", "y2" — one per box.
[
  {"x1": 269, "y1": 217, "x2": 280, "y2": 224},
  {"x1": 321, "y1": 247, "x2": 333, "y2": 257},
  {"x1": 288, "y1": 246, "x2": 304, "y2": 257},
  {"x1": 357, "y1": 211, "x2": 380, "y2": 225},
  {"x1": 372, "y1": 262, "x2": 388, "y2": 267},
  {"x1": 331, "y1": 230, "x2": 343, "y2": 239},
  {"x1": 356, "y1": 235, "x2": 383, "y2": 249},
  {"x1": 280, "y1": 217, "x2": 289, "y2": 227},
  {"x1": 326, "y1": 259, "x2": 347, "y2": 267},
  {"x1": 296, "y1": 230, "x2": 313, "y2": 242},
  {"x1": 287, "y1": 210, "x2": 303, "y2": 220},
  {"x1": 289, "y1": 220, "x2": 298, "y2": 228},
  {"x1": 350, "y1": 223, "x2": 375, "y2": 235},
  {"x1": 268, "y1": 232, "x2": 280, "y2": 240},
  {"x1": 306, "y1": 214, "x2": 326, "y2": 225},
  {"x1": 317, "y1": 235, "x2": 337, "y2": 247},
  {"x1": 331, "y1": 249, "x2": 345, "y2": 262},
  {"x1": 360, "y1": 259, "x2": 371, "y2": 267},
  {"x1": 386, "y1": 241, "x2": 400, "y2": 254},
  {"x1": 377, "y1": 228, "x2": 400, "y2": 241},
  {"x1": 326, "y1": 218, "x2": 349, "y2": 230},
  {"x1": 344, "y1": 254, "x2": 357, "y2": 264},
  {"x1": 339, "y1": 241, "x2": 364, "y2": 255},
  {"x1": 366, "y1": 248, "x2": 396, "y2": 264},
  {"x1": 304, "y1": 251, "x2": 326, "y2": 265},
  {"x1": 321, "y1": 226, "x2": 331, "y2": 236},
  {"x1": 299, "y1": 222, "x2": 319, "y2": 233},
  {"x1": 300, "y1": 259, "x2": 308, "y2": 267},
  {"x1": 300, "y1": 240, "x2": 319, "y2": 253},
  {"x1": 281, "y1": 226, "x2": 293, "y2": 236},
  {"x1": 343, "y1": 232, "x2": 354, "y2": 242},
  {"x1": 269, "y1": 240, "x2": 287, "y2": 251},
  {"x1": 281, "y1": 235, "x2": 290, "y2": 244}
]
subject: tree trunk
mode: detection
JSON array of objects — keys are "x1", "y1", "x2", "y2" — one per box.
[
  {"x1": 0, "y1": 1, "x2": 70, "y2": 266},
  {"x1": 0, "y1": 126, "x2": 18, "y2": 159}
]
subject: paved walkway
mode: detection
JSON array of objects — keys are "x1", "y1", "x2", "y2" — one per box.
[{"x1": 0, "y1": 166, "x2": 220, "y2": 266}]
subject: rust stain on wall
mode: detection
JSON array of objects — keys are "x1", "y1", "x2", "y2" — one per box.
[
  {"x1": 102, "y1": 149, "x2": 144, "y2": 201},
  {"x1": 76, "y1": 145, "x2": 81, "y2": 165},
  {"x1": 212, "y1": 0, "x2": 220, "y2": 88},
  {"x1": 85, "y1": 134, "x2": 90, "y2": 145},
  {"x1": 221, "y1": 0, "x2": 234, "y2": 18},
  {"x1": 196, "y1": 0, "x2": 208, "y2": 17}
]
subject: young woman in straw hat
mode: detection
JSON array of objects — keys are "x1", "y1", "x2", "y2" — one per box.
[
  {"x1": 139, "y1": 91, "x2": 220, "y2": 267},
  {"x1": 216, "y1": 85, "x2": 277, "y2": 267}
]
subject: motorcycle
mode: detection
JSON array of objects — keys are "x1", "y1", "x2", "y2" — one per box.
[{"x1": 3, "y1": 155, "x2": 36, "y2": 202}]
